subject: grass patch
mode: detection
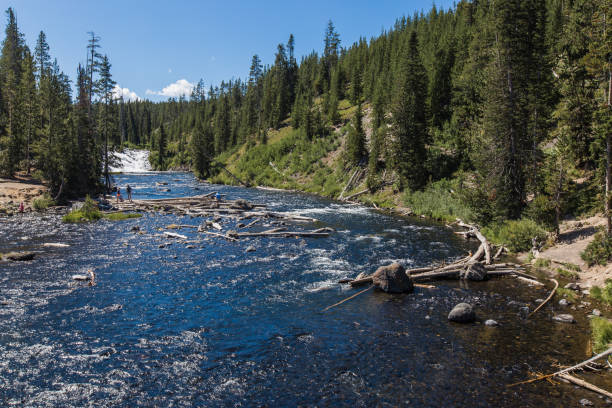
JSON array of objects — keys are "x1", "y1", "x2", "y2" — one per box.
[
  {"x1": 561, "y1": 262, "x2": 581, "y2": 272},
  {"x1": 533, "y1": 258, "x2": 551, "y2": 268},
  {"x1": 32, "y1": 193, "x2": 55, "y2": 211},
  {"x1": 590, "y1": 279, "x2": 612, "y2": 306},
  {"x1": 590, "y1": 316, "x2": 612, "y2": 353},
  {"x1": 482, "y1": 218, "x2": 547, "y2": 253},
  {"x1": 104, "y1": 212, "x2": 142, "y2": 221},
  {"x1": 556, "y1": 268, "x2": 579, "y2": 279},
  {"x1": 62, "y1": 196, "x2": 102, "y2": 223},
  {"x1": 403, "y1": 178, "x2": 474, "y2": 222},
  {"x1": 556, "y1": 287, "x2": 579, "y2": 302}
]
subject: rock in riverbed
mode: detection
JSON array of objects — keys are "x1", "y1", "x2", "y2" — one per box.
[
  {"x1": 484, "y1": 319, "x2": 499, "y2": 327},
  {"x1": 245, "y1": 245, "x2": 256, "y2": 253},
  {"x1": 564, "y1": 282, "x2": 580, "y2": 291},
  {"x1": 3, "y1": 251, "x2": 35, "y2": 261},
  {"x1": 552, "y1": 314, "x2": 575, "y2": 323},
  {"x1": 448, "y1": 303, "x2": 476, "y2": 323},
  {"x1": 371, "y1": 263, "x2": 413, "y2": 293},
  {"x1": 558, "y1": 298, "x2": 570, "y2": 307}
]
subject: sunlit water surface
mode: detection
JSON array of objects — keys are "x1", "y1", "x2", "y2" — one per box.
[{"x1": 1, "y1": 172, "x2": 610, "y2": 407}]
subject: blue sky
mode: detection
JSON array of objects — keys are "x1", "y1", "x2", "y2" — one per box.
[{"x1": 5, "y1": 0, "x2": 455, "y2": 101}]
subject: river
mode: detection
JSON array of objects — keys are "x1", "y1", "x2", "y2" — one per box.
[{"x1": 1, "y1": 171, "x2": 610, "y2": 407}]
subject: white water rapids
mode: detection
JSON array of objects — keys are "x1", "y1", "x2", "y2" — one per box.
[{"x1": 110, "y1": 149, "x2": 152, "y2": 173}]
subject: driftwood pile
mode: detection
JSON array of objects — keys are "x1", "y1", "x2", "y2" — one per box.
[
  {"x1": 113, "y1": 193, "x2": 315, "y2": 222},
  {"x1": 112, "y1": 193, "x2": 332, "y2": 241},
  {"x1": 342, "y1": 219, "x2": 540, "y2": 288}
]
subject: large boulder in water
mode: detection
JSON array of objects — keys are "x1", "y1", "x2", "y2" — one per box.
[
  {"x1": 448, "y1": 303, "x2": 476, "y2": 323},
  {"x1": 460, "y1": 262, "x2": 488, "y2": 281},
  {"x1": 371, "y1": 263, "x2": 413, "y2": 294}
]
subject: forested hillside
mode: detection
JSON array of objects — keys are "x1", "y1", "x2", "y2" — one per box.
[{"x1": 0, "y1": 1, "x2": 610, "y2": 238}]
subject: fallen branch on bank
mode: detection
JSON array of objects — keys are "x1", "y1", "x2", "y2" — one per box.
[
  {"x1": 558, "y1": 373, "x2": 612, "y2": 399},
  {"x1": 528, "y1": 278, "x2": 559, "y2": 318},
  {"x1": 508, "y1": 346, "x2": 612, "y2": 388}
]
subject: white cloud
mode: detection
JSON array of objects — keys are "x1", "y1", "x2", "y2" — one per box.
[
  {"x1": 146, "y1": 79, "x2": 194, "y2": 98},
  {"x1": 113, "y1": 85, "x2": 140, "y2": 101}
]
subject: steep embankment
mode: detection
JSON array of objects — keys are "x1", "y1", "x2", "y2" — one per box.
[{"x1": 210, "y1": 100, "x2": 378, "y2": 202}]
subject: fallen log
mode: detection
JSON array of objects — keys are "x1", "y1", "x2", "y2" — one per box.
[
  {"x1": 237, "y1": 231, "x2": 330, "y2": 238},
  {"x1": 322, "y1": 285, "x2": 374, "y2": 312},
  {"x1": 201, "y1": 230, "x2": 238, "y2": 242},
  {"x1": 43, "y1": 243, "x2": 70, "y2": 248},
  {"x1": 242, "y1": 218, "x2": 260, "y2": 229},
  {"x1": 558, "y1": 373, "x2": 612, "y2": 399},
  {"x1": 163, "y1": 231, "x2": 188, "y2": 240},
  {"x1": 344, "y1": 188, "x2": 369, "y2": 201}
]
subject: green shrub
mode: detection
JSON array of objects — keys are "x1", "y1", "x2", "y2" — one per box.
[
  {"x1": 590, "y1": 279, "x2": 612, "y2": 306},
  {"x1": 32, "y1": 193, "x2": 55, "y2": 211},
  {"x1": 556, "y1": 268, "x2": 579, "y2": 279},
  {"x1": 581, "y1": 232, "x2": 612, "y2": 266},
  {"x1": 403, "y1": 178, "x2": 474, "y2": 222},
  {"x1": 590, "y1": 316, "x2": 612, "y2": 353},
  {"x1": 556, "y1": 287, "x2": 579, "y2": 302},
  {"x1": 63, "y1": 196, "x2": 102, "y2": 223},
  {"x1": 533, "y1": 258, "x2": 551, "y2": 268},
  {"x1": 482, "y1": 218, "x2": 548, "y2": 253}
]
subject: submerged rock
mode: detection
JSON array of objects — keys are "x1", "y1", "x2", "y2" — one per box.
[
  {"x1": 579, "y1": 398, "x2": 593, "y2": 406},
  {"x1": 245, "y1": 245, "x2": 256, "y2": 253},
  {"x1": 4, "y1": 251, "x2": 35, "y2": 261},
  {"x1": 552, "y1": 314, "x2": 575, "y2": 323},
  {"x1": 371, "y1": 263, "x2": 413, "y2": 294},
  {"x1": 564, "y1": 282, "x2": 580, "y2": 291},
  {"x1": 558, "y1": 299, "x2": 570, "y2": 307},
  {"x1": 484, "y1": 319, "x2": 499, "y2": 327},
  {"x1": 448, "y1": 303, "x2": 476, "y2": 323},
  {"x1": 460, "y1": 262, "x2": 488, "y2": 281}
]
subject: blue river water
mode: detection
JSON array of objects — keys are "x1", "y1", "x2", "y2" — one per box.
[{"x1": 0, "y1": 172, "x2": 608, "y2": 407}]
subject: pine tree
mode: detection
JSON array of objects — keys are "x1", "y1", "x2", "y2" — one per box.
[
  {"x1": 158, "y1": 122, "x2": 166, "y2": 170},
  {"x1": 96, "y1": 55, "x2": 116, "y2": 189},
  {"x1": 477, "y1": 0, "x2": 549, "y2": 219},
  {"x1": 346, "y1": 102, "x2": 366, "y2": 164},
  {"x1": 391, "y1": 31, "x2": 428, "y2": 190},
  {"x1": 18, "y1": 49, "x2": 37, "y2": 175},
  {"x1": 0, "y1": 7, "x2": 25, "y2": 175}
]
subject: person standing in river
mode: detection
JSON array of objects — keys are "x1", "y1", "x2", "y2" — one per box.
[
  {"x1": 126, "y1": 185, "x2": 132, "y2": 202},
  {"x1": 116, "y1": 188, "x2": 123, "y2": 203}
]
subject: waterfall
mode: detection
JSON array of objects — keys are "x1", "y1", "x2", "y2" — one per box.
[{"x1": 110, "y1": 149, "x2": 152, "y2": 173}]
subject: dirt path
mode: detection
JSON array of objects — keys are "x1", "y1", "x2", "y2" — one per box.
[
  {"x1": 0, "y1": 175, "x2": 48, "y2": 211},
  {"x1": 526, "y1": 215, "x2": 612, "y2": 288}
]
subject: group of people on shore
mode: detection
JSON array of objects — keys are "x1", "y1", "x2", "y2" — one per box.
[{"x1": 116, "y1": 185, "x2": 132, "y2": 203}]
